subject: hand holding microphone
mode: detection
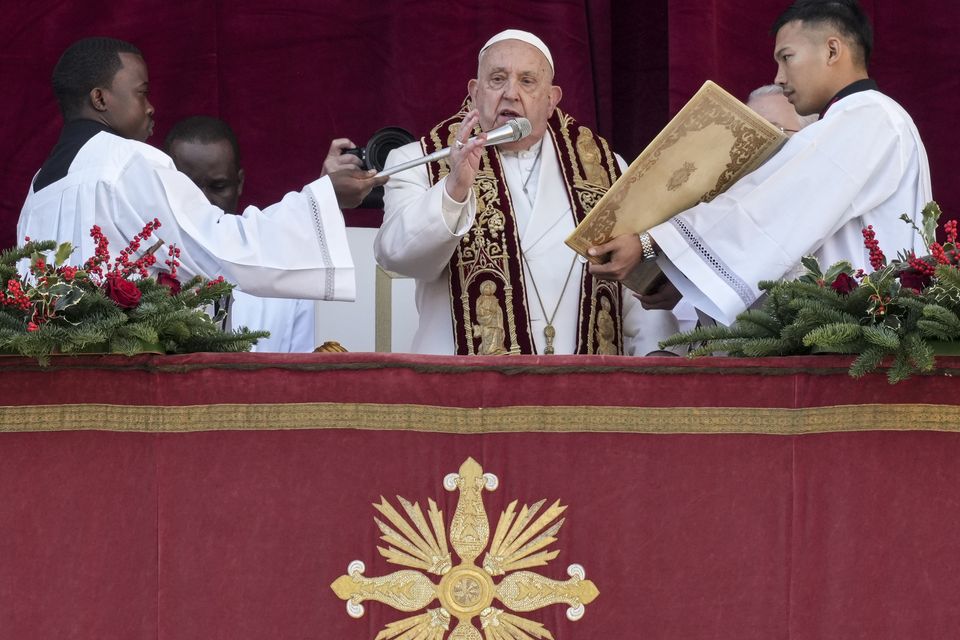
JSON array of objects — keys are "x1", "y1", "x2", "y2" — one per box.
[
  {"x1": 444, "y1": 110, "x2": 487, "y2": 202},
  {"x1": 374, "y1": 112, "x2": 534, "y2": 179}
]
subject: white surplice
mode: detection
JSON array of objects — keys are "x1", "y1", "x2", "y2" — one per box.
[
  {"x1": 649, "y1": 89, "x2": 932, "y2": 326},
  {"x1": 18, "y1": 130, "x2": 354, "y2": 301},
  {"x1": 229, "y1": 291, "x2": 316, "y2": 352},
  {"x1": 374, "y1": 135, "x2": 681, "y2": 355}
]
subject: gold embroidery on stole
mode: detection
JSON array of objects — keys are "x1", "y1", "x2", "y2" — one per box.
[{"x1": 424, "y1": 104, "x2": 624, "y2": 355}]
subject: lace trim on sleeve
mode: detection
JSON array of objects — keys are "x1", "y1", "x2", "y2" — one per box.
[
  {"x1": 308, "y1": 191, "x2": 336, "y2": 299},
  {"x1": 670, "y1": 216, "x2": 756, "y2": 307}
]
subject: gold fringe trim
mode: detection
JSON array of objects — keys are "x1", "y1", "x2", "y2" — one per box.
[{"x1": 1, "y1": 402, "x2": 957, "y2": 435}]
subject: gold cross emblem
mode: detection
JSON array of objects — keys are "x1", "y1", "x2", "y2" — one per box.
[{"x1": 331, "y1": 458, "x2": 599, "y2": 639}]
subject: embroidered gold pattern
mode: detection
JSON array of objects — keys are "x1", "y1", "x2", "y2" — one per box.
[
  {"x1": 454, "y1": 162, "x2": 522, "y2": 355},
  {"x1": 473, "y1": 279, "x2": 508, "y2": 355},
  {"x1": 569, "y1": 82, "x2": 783, "y2": 254},
  {"x1": 595, "y1": 298, "x2": 617, "y2": 355},
  {"x1": 331, "y1": 458, "x2": 598, "y2": 640},
  {"x1": 575, "y1": 126, "x2": 610, "y2": 188},
  {"x1": 667, "y1": 161, "x2": 698, "y2": 191},
  {"x1": 553, "y1": 113, "x2": 625, "y2": 355},
  {"x1": 426, "y1": 103, "x2": 623, "y2": 355},
  {"x1": 8, "y1": 401, "x2": 958, "y2": 435}
]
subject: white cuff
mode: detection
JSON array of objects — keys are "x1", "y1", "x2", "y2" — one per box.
[{"x1": 440, "y1": 180, "x2": 476, "y2": 235}]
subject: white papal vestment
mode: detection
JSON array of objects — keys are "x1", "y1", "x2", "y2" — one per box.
[
  {"x1": 375, "y1": 135, "x2": 682, "y2": 355},
  {"x1": 18, "y1": 130, "x2": 354, "y2": 301},
  {"x1": 650, "y1": 89, "x2": 932, "y2": 326}
]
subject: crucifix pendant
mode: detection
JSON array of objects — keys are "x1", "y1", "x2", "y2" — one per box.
[{"x1": 543, "y1": 324, "x2": 556, "y2": 355}]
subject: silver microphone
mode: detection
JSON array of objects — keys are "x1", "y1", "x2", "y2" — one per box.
[{"x1": 375, "y1": 118, "x2": 533, "y2": 177}]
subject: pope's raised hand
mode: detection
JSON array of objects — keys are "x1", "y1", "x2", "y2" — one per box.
[{"x1": 444, "y1": 110, "x2": 486, "y2": 203}]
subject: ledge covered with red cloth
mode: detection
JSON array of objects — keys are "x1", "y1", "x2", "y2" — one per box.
[{"x1": 2, "y1": 353, "x2": 959, "y2": 639}]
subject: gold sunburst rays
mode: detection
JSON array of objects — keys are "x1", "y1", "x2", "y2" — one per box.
[
  {"x1": 483, "y1": 499, "x2": 566, "y2": 576},
  {"x1": 331, "y1": 458, "x2": 598, "y2": 639},
  {"x1": 375, "y1": 496, "x2": 452, "y2": 575}
]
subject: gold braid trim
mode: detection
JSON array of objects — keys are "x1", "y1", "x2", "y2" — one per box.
[{"x1": 2, "y1": 403, "x2": 958, "y2": 435}]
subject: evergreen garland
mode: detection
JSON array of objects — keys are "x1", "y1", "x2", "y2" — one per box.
[
  {"x1": 1, "y1": 223, "x2": 268, "y2": 365},
  {"x1": 661, "y1": 202, "x2": 960, "y2": 383}
]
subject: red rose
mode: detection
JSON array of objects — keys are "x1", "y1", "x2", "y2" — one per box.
[
  {"x1": 156, "y1": 272, "x2": 181, "y2": 296},
  {"x1": 104, "y1": 274, "x2": 142, "y2": 308},
  {"x1": 830, "y1": 272, "x2": 858, "y2": 295},
  {"x1": 898, "y1": 269, "x2": 932, "y2": 293}
]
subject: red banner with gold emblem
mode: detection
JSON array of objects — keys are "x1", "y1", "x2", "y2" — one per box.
[{"x1": 3, "y1": 352, "x2": 960, "y2": 639}]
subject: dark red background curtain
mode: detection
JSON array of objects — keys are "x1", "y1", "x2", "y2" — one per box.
[
  {"x1": 0, "y1": 1, "x2": 954, "y2": 249},
  {"x1": 667, "y1": 0, "x2": 959, "y2": 233}
]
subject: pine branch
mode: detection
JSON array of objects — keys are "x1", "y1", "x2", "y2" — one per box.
[
  {"x1": 0, "y1": 240, "x2": 57, "y2": 266},
  {"x1": 849, "y1": 346, "x2": 890, "y2": 378},
  {"x1": 734, "y1": 309, "x2": 783, "y2": 337},
  {"x1": 660, "y1": 324, "x2": 745, "y2": 348},
  {"x1": 861, "y1": 325, "x2": 901, "y2": 350},
  {"x1": 740, "y1": 338, "x2": 797, "y2": 357},
  {"x1": 688, "y1": 338, "x2": 752, "y2": 357},
  {"x1": 903, "y1": 333, "x2": 936, "y2": 374},
  {"x1": 887, "y1": 351, "x2": 914, "y2": 384},
  {"x1": 801, "y1": 322, "x2": 864, "y2": 350}
]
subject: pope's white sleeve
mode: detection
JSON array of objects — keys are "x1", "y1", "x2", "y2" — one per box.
[{"x1": 374, "y1": 144, "x2": 477, "y2": 281}]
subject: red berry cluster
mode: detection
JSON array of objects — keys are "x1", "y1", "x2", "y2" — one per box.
[
  {"x1": 930, "y1": 242, "x2": 950, "y2": 266},
  {"x1": 29, "y1": 257, "x2": 47, "y2": 276},
  {"x1": 83, "y1": 219, "x2": 166, "y2": 282},
  {"x1": 204, "y1": 275, "x2": 226, "y2": 289},
  {"x1": 907, "y1": 252, "x2": 936, "y2": 276},
  {"x1": 113, "y1": 219, "x2": 162, "y2": 278},
  {"x1": 2, "y1": 278, "x2": 31, "y2": 310},
  {"x1": 165, "y1": 243, "x2": 181, "y2": 279},
  {"x1": 945, "y1": 220, "x2": 958, "y2": 245},
  {"x1": 862, "y1": 226, "x2": 886, "y2": 271},
  {"x1": 84, "y1": 225, "x2": 111, "y2": 277},
  {"x1": 57, "y1": 265, "x2": 78, "y2": 282}
]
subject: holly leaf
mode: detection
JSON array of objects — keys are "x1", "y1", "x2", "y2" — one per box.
[
  {"x1": 54, "y1": 242, "x2": 74, "y2": 268},
  {"x1": 921, "y1": 202, "x2": 942, "y2": 247},
  {"x1": 800, "y1": 256, "x2": 822, "y2": 278}
]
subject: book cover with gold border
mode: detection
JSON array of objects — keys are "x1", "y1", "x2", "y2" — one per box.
[{"x1": 565, "y1": 80, "x2": 788, "y2": 292}]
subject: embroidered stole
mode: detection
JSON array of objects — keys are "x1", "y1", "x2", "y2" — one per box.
[{"x1": 423, "y1": 103, "x2": 624, "y2": 355}]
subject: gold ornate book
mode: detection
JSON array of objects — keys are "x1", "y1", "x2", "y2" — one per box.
[{"x1": 565, "y1": 80, "x2": 788, "y2": 294}]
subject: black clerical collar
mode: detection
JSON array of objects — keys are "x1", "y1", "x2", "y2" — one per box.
[
  {"x1": 819, "y1": 78, "x2": 879, "y2": 119},
  {"x1": 33, "y1": 119, "x2": 117, "y2": 192}
]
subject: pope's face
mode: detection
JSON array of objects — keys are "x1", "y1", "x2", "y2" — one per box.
[
  {"x1": 468, "y1": 40, "x2": 561, "y2": 151},
  {"x1": 774, "y1": 21, "x2": 839, "y2": 117},
  {"x1": 103, "y1": 52, "x2": 155, "y2": 142}
]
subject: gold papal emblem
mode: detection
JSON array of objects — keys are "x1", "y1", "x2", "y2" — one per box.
[{"x1": 331, "y1": 458, "x2": 599, "y2": 640}]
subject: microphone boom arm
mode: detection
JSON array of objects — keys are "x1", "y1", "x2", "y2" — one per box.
[{"x1": 375, "y1": 118, "x2": 531, "y2": 178}]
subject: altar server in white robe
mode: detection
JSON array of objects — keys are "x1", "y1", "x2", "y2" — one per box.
[
  {"x1": 588, "y1": 0, "x2": 932, "y2": 327},
  {"x1": 166, "y1": 115, "x2": 331, "y2": 352},
  {"x1": 375, "y1": 30, "x2": 680, "y2": 356},
  {"x1": 18, "y1": 37, "x2": 386, "y2": 302}
]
